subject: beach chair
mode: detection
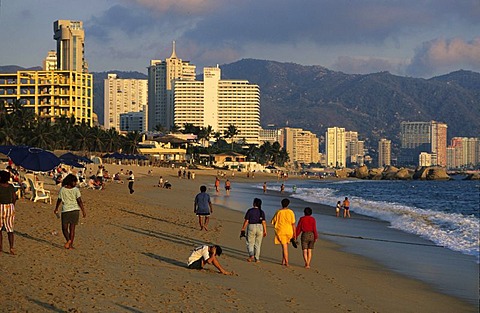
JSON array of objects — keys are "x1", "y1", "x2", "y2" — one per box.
[
  {"x1": 25, "y1": 173, "x2": 45, "y2": 189},
  {"x1": 27, "y1": 177, "x2": 52, "y2": 204}
]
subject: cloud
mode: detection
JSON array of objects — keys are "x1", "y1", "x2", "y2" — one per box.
[
  {"x1": 332, "y1": 56, "x2": 407, "y2": 75},
  {"x1": 130, "y1": 0, "x2": 221, "y2": 14},
  {"x1": 407, "y1": 37, "x2": 480, "y2": 77}
]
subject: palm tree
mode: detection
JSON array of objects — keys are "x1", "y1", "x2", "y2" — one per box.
[
  {"x1": 198, "y1": 125, "x2": 213, "y2": 147},
  {"x1": 183, "y1": 123, "x2": 200, "y2": 135},
  {"x1": 74, "y1": 122, "x2": 92, "y2": 153},
  {"x1": 223, "y1": 124, "x2": 239, "y2": 150},
  {"x1": 89, "y1": 126, "x2": 105, "y2": 152},
  {"x1": 26, "y1": 119, "x2": 55, "y2": 149},
  {"x1": 122, "y1": 131, "x2": 143, "y2": 154},
  {"x1": 104, "y1": 128, "x2": 122, "y2": 152}
]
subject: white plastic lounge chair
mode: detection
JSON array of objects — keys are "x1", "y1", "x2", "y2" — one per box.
[{"x1": 27, "y1": 177, "x2": 51, "y2": 204}]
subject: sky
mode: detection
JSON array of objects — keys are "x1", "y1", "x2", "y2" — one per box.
[{"x1": 0, "y1": 0, "x2": 479, "y2": 78}]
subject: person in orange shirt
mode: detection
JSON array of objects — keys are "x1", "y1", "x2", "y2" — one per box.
[{"x1": 271, "y1": 198, "x2": 296, "y2": 267}]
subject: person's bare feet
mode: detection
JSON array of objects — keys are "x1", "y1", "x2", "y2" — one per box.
[
  {"x1": 203, "y1": 226, "x2": 208, "y2": 231},
  {"x1": 247, "y1": 256, "x2": 255, "y2": 262},
  {"x1": 9, "y1": 248, "x2": 15, "y2": 255},
  {"x1": 305, "y1": 265, "x2": 310, "y2": 269},
  {"x1": 64, "y1": 240, "x2": 72, "y2": 249}
]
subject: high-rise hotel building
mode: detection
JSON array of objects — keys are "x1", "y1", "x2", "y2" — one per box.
[
  {"x1": 173, "y1": 66, "x2": 260, "y2": 144},
  {"x1": 281, "y1": 127, "x2": 320, "y2": 164},
  {"x1": 400, "y1": 121, "x2": 447, "y2": 166},
  {"x1": 104, "y1": 74, "x2": 148, "y2": 131},
  {"x1": 326, "y1": 127, "x2": 346, "y2": 168},
  {"x1": 0, "y1": 20, "x2": 93, "y2": 126},
  {"x1": 378, "y1": 138, "x2": 392, "y2": 167},
  {"x1": 53, "y1": 20, "x2": 88, "y2": 72},
  {"x1": 147, "y1": 42, "x2": 196, "y2": 131},
  {"x1": 448, "y1": 137, "x2": 480, "y2": 168}
]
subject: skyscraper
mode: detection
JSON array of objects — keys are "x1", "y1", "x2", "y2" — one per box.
[
  {"x1": 104, "y1": 74, "x2": 148, "y2": 130},
  {"x1": 399, "y1": 121, "x2": 447, "y2": 166},
  {"x1": 173, "y1": 66, "x2": 260, "y2": 144},
  {"x1": 147, "y1": 42, "x2": 196, "y2": 131},
  {"x1": 378, "y1": 138, "x2": 391, "y2": 167},
  {"x1": 53, "y1": 20, "x2": 87, "y2": 72},
  {"x1": 326, "y1": 127, "x2": 346, "y2": 168},
  {"x1": 450, "y1": 137, "x2": 480, "y2": 168},
  {"x1": 282, "y1": 127, "x2": 320, "y2": 164}
]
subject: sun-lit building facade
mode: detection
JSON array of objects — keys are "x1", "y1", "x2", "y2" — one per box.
[
  {"x1": 147, "y1": 42, "x2": 196, "y2": 131},
  {"x1": 173, "y1": 66, "x2": 260, "y2": 144},
  {"x1": 104, "y1": 73, "x2": 148, "y2": 130},
  {"x1": 399, "y1": 121, "x2": 447, "y2": 167},
  {"x1": 281, "y1": 127, "x2": 320, "y2": 164},
  {"x1": 326, "y1": 127, "x2": 346, "y2": 168},
  {"x1": 53, "y1": 20, "x2": 88, "y2": 72},
  {"x1": 378, "y1": 138, "x2": 392, "y2": 167},
  {"x1": 0, "y1": 70, "x2": 93, "y2": 125}
]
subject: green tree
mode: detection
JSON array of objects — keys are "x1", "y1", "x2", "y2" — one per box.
[
  {"x1": 122, "y1": 131, "x2": 143, "y2": 154},
  {"x1": 198, "y1": 125, "x2": 213, "y2": 147},
  {"x1": 223, "y1": 124, "x2": 239, "y2": 150}
]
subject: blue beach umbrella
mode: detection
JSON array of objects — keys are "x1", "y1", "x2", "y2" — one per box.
[
  {"x1": 60, "y1": 158, "x2": 85, "y2": 168},
  {"x1": 60, "y1": 152, "x2": 92, "y2": 164},
  {"x1": 8, "y1": 146, "x2": 61, "y2": 172}
]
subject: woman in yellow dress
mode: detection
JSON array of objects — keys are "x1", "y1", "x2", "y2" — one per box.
[{"x1": 271, "y1": 198, "x2": 296, "y2": 266}]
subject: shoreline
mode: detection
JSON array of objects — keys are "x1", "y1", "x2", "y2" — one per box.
[
  {"x1": 0, "y1": 164, "x2": 476, "y2": 312},
  {"x1": 215, "y1": 178, "x2": 479, "y2": 305}
]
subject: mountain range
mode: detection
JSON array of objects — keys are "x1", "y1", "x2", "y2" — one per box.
[{"x1": 2, "y1": 61, "x2": 479, "y2": 149}]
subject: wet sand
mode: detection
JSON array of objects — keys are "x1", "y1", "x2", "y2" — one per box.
[{"x1": 0, "y1": 164, "x2": 476, "y2": 312}]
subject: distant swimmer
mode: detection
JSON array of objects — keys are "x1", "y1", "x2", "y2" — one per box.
[
  {"x1": 343, "y1": 197, "x2": 350, "y2": 218},
  {"x1": 263, "y1": 182, "x2": 267, "y2": 193},
  {"x1": 336, "y1": 201, "x2": 342, "y2": 217}
]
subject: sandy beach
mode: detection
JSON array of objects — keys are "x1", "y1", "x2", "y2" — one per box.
[{"x1": 0, "y1": 164, "x2": 476, "y2": 312}]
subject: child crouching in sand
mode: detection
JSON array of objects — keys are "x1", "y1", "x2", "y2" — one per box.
[{"x1": 54, "y1": 174, "x2": 86, "y2": 249}]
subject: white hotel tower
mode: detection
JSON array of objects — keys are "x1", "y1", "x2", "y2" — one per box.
[{"x1": 173, "y1": 66, "x2": 260, "y2": 144}]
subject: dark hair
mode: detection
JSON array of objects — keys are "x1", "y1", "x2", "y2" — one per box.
[
  {"x1": 214, "y1": 245, "x2": 222, "y2": 256},
  {"x1": 200, "y1": 185, "x2": 207, "y2": 192},
  {"x1": 304, "y1": 207, "x2": 312, "y2": 216},
  {"x1": 281, "y1": 198, "x2": 290, "y2": 208},
  {"x1": 0, "y1": 170, "x2": 10, "y2": 184},
  {"x1": 62, "y1": 174, "x2": 78, "y2": 187},
  {"x1": 253, "y1": 198, "x2": 262, "y2": 209}
]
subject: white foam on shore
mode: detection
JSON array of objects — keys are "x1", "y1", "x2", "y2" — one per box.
[{"x1": 275, "y1": 184, "x2": 480, "y2": 262}]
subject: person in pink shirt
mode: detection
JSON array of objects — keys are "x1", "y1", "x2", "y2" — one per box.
[{"x1": 295, "y1": 207, "x2": 318, "y2": 269}]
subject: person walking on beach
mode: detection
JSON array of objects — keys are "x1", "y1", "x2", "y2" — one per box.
[
  {"x1": 296, "y1": 207, "x2": 318, "y2": 269},
  {"x1": 187, "y1": 244, "x2": 231, "y2": 275},
  {"x1": 215, "y1": 177, "x2": 220, "y2": 193},
  {"x1": 280, "y1": 183, "x2": 285, "y2": 194},
  {"x1": 128, "y1": 171, "x2": 135, "y2": 194},
  {"x1": 225, "y1": 179, "x2": 231, "y2": 196},
  {"x1": 54, "y1": 174, "x2": 86, "y2": 250},
  {"x1": 271, "y1": 198, "x2": 296, "y2": 267},
  {"x1": 336, "y1": 201, "x2": 342, "y2": 217},
  {"x1": 0, "y1": 170, "x2": 16, "y2": 255},
  {"x1": 194, "y1": 185, "x2": 213, "y2": 231},
  {"x1": 240, "y1": 198, "x2": 267, "y2": 262},
  {"x1": 343, "y1": 197, "x2": 350, "y2": 218},
  {"x1": 263, "y1": 182, "x2": 267, "y2": 193}
]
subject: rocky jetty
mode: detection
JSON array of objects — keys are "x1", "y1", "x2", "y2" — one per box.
[
  {"x1": 464, "y1": 172, "x2": 480, "y2": 180},
  {"x1": 413, "y1": 167, "x2": 450, "y2": 180},
  {"x1": 348, "y1": 165, "x2": 450, "y2": 180}
]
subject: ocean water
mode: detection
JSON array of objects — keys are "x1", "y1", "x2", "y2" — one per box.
[{"x1": 265, "y1": 176, "x2": 480, "y2": 261}]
